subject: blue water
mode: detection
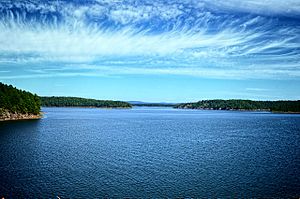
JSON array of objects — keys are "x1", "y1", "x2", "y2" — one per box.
[{"x1": 0, "y1": 107, "x2": 299, "y2": 198}]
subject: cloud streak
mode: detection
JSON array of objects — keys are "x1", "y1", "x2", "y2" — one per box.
[
  {"x1": 203, "y1": 0, "x2": 300, "y2": 17},
  {"x1": 0, "y1": 0, "x2": 299, "y2": 80}
]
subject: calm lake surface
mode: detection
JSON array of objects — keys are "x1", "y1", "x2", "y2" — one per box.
[{"x1": 0, "y1": 107, "x2": 299, "y2": 198}]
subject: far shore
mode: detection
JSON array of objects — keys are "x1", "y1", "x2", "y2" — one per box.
[
  {"x1": 175, "y1": 107, "x2": 300, "y2": 114},
  {"x1": 42, "y1": 106, "x2": 300, "y2": 114},
  {"x1": 42, "y1": 106, "x2": 132, "y2": 109},
  {"x1": 271, "y1": 111, "x2": 300, "y2": 114}
]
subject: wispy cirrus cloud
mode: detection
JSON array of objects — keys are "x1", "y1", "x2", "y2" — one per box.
[
  {"x1": 2, "y1": 64, "x2": 300, "y2": 80},
  {"x1": 203, "y1": 0, "x2": 300, "y2": 17},
  {"x1": 0, "y1": 0, "x2": 299, "y2": 80},
  {"x1": 246, "y1": 88, "x2": 269, "y2": 92}
]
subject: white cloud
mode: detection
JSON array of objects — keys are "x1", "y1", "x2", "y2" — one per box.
[
  {"x1": 2, "y1": 64, "x2": 299, "y2": 80},
  {"x1": 202, "y1": 0, "x2": 300, "y2": 17},
  {"x1": 0, "y1": 0, "x2": 299, "y2": 80},
  {"x1": 246, "y1": 88, "x2": 269, "y2": 92}
]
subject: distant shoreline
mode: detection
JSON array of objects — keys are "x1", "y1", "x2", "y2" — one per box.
[
  {"x1": 175, "y1": 107, "x2": 300, "y2": 114},
  {"x1": 40, "y1": 96, "x2": 132, "y2": 108},
  {"x1": 42, "y1": 106, "x2": 131, "y2": 109},
  {"x1": 43, "y1": 106, "x2": 300, "y2": 114},
  {"x1": 175, "y1": 99, "x2": 300, "y2": 114},
  {"x1": 271, "y1": 111, "x2": 300, "y2": 114}
]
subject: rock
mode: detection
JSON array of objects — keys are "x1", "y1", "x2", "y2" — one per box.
[{"x1": 0, "y1": 109, "x2": 42, "y2": 121}]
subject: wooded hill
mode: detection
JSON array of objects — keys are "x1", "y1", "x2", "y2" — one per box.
[
  {"x1": 41, "y1": 96, "x2": 132, "y2": 108},
  {"x1": 0, "y1": 82, "x2": 41, "y2": 115},
  {"x1": 175, "y1": 99, "x2": 300, "y2": 113}
]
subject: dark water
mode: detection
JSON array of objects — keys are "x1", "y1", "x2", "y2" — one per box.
[{"x1": 0, "y1": 107, "x2": 299, "y2": 198}]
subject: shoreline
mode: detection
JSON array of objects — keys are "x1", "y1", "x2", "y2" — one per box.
[
  {"x1": 43, "y1": 106, "x2": 300, "y2": 114},
  {"x1": 271, "y1": 111, "x2": 300, "y2": 114},
  {"x1": 175, "y1": 107, "x2": 300, "y2": 114},
  {"x1": 0, "y1": 110, "x2": 43, "y2": 122},
  {"x1": 42, "y1": 106, "x2": 132, "y2": 109}
]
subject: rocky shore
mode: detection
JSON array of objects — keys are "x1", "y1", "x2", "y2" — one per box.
[{"x1": 0, "y1": 109, "x2": 42, "y2": 121}]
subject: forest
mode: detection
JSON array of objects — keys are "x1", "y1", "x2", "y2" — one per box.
[
  {"x1": 0, "y1": 82, "x2": 41, "y2": 115},
  {"x1": 130, "y1": 103, "x2": 176, "y2": 107},
  {"x1": 41, "y1": 96, "x2": 132, "y2": 108},
  {"x1": 1, "y1": 82, "x2": 300, "y2": 114},
  {"x1": 175, "y1": 99, "x2": 300, "y2": 113}
]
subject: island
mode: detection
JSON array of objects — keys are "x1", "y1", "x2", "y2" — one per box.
[
  {"x1": 174, "y1": 99, "x2": 300, "y2": 113},
  {"x1": 41, "y1": 96, "x2": 132, "y2": 108},
  {"x1": 0, "y1": 82, "x2": 42, "y2": 121}
]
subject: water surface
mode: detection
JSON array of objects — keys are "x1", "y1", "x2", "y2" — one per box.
[{"x1": 0, "y1": 107, "x2": 299, "y2": 198}]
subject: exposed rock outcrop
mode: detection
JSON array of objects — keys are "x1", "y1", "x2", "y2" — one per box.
[{"x1": 0, "y1": 109, "x2": 42, "y2": 121}]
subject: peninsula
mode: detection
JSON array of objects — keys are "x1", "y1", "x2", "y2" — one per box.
[
  {"x1": 1, "y1": 83, "x2": 132, "y2": 121},
  {"x1": 41, "y1": 96, "x2": 132, "y2": 108},
  {"x1": 0, "y1": 82, "x2": 42, "y2": 121}
]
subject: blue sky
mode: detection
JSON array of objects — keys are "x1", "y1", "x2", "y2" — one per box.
[{"x1": 0, "y1": 0, "x2": 299, "y2": 102}]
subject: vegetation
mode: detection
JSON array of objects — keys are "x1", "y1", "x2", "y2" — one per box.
[
  {"x1": 0, "y1": 82, "x2": 41, "y2": 115},
  {"x1": 175, "y1": 99, "x2": 300, "y2": 113},
  {"x1": 41, "y1": 96, "x2": 132, "y2": 108},
  {"x1": 130, "y1": 103, "x2": 176, "y2": 107},
  {"x1": 1, "y1": 81, "x2": 298, "y2": 115}
]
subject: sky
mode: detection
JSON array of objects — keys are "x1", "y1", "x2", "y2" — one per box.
[{"x1": 0, "y1": 0, "x2": 299, "y2": 102}]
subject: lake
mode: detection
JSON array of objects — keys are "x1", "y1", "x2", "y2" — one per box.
[{"x1": 0, "y1": 107, "x2": 299, "y2": 198}]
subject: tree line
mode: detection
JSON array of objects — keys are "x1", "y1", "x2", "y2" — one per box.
[
  {"x1": 1, "y1": 82, "x2": 300, "y2": 113},
  {"x1": 175, "y1": 99, "x2": 300, "y2": 113},
  {"x1": 40, "y1": 96, "x2": 132, "y2": 108},
  {"x1": 131, "y1": 103, "x2": 175, "y2": 107},
  {"x1": 0, "y1": 82, "x2": 41, "y2": 114}
]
